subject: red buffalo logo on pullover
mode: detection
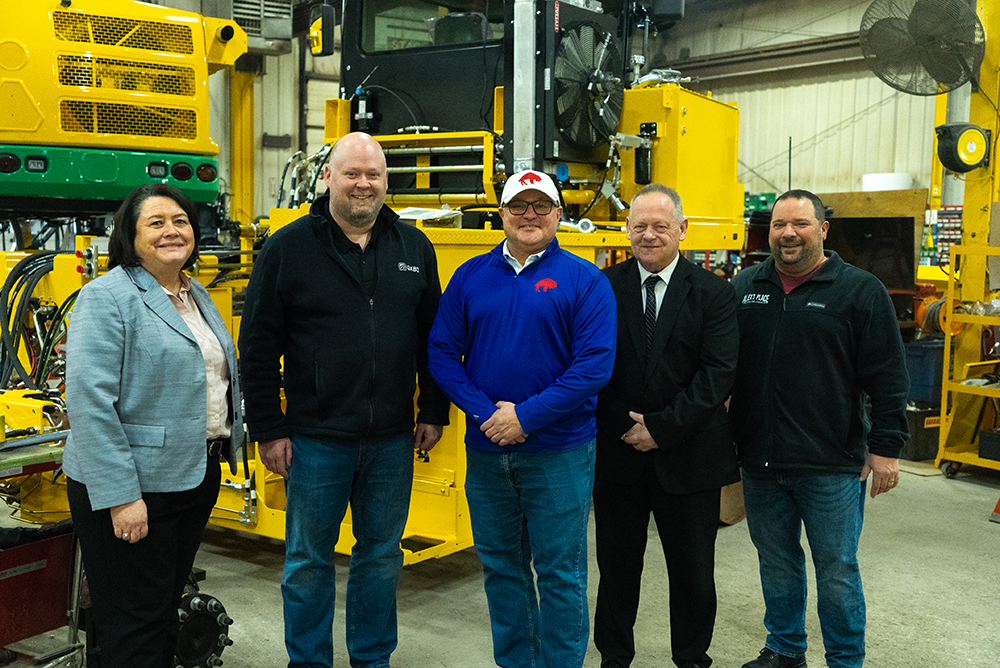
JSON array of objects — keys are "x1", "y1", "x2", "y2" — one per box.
[{"x1": 535, "y1": 278, "x2": 557, "y2": 292}]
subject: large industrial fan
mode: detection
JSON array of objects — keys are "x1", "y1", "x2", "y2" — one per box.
[
  {"x1": 530, "y1": 1, "x2": 624, "y2": 166},
  {"x1": 552, "y1": 21, "x2": 624, "y2": 150},
  {"x1": 859, "y1": 0, "x2": 985, "y2": 96},
  {"x1": 860, "y1": 0, "x2": 989, "y2": 172}
]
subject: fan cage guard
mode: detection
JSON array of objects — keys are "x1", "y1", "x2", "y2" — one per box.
[
  {"x1": 552, "y1": 22, "x2": 624, "y2": 149},
  {"x1": 859, "y1": 0, "x2": 985, "y2": 96}
]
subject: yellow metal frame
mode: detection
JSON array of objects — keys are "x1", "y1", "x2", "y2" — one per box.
[
  {"x1": 378, "y1": 131, "x2": 500, "y2": 207},
  {"x1": 935, "y1": 0, "x2": 1000, "y2": 472},
  {"x1": 229, "y1": 69, "x2": 256, "y2": 226},
  {"x1": 206, "y1": 211, "x2": 632, "y2": 564},
  {"x1": 937, "y1": 245, "x2": 1000, "y2": 474},
  {"x1": 618, "y1": 85, "x2": 744, "y2": 251},
  {"x1": 0, "y1": 0, "x2": 244, "y2": 155},
  {"x1": 928, "y1": 94, "x2": 948, "y2": 211},
  {"x1": 321, "y1": 82, "x2": 744, "y2": 252}
]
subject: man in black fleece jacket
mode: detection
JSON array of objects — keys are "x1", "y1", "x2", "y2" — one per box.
[
  {"x1": 729, "y1": 190, "x2": 908, "y2": 668},
  {"x1": 239, "y1": 132, "x2": 449, "y2": 668}
]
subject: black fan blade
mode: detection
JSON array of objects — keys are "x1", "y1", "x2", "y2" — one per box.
[{"x1": 908, "y1": 0, "x2": 985, "y2": 90}]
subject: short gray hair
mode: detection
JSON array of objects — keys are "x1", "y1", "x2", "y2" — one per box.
[{"x1": 631, "y1": 183, "x2": 683, "y2": 223}]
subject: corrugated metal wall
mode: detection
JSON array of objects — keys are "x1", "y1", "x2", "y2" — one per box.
[
  {"x1": 661, "y1": 0, "x2": 941, "y2": 196},
  {"x1": 705, "y1": 69, "x2": 937, "y2": 195}
]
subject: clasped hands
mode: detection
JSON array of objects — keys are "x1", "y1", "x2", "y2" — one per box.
[
  {"x1": 621, "y1": 411, "x2": 659, "y2": 452},
  {"x1": 482, "y1": 400, "x2": 527, "y2": 446}
]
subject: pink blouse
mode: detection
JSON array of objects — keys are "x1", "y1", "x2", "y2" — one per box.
[{"x1": 163, "y1": 277, "x2": 232, "y2": 439}]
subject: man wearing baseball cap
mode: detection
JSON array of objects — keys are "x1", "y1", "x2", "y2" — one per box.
[{"x1": 428, "y1": 170, "x2": 617, "y2": 668}]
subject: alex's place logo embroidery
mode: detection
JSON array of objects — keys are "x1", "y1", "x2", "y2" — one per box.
[
  {"x1": 398, "y1": 262, "x2": 420, "y2": 273},
  {"x1": 742, "y1": 293, "x2": 769, "y2": 305}
]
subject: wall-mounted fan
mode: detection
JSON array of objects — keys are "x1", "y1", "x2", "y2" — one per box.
[{"x1": 859, "y1": 0, "x2": 985, "y2": 96}]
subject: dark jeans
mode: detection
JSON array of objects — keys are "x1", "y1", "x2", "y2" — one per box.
[
  {"x1": 67, "y1": 458, "x2": 221, "y2": 668},
  {"x1": 742, "y1": 468, "x2": 867, "y2": 668},
  {"x1": 282, "y1": 434, "x2": 414, "y2": 668},
  {"x1": 465, "y1": 440, "x2": 596, "y2": 668}
]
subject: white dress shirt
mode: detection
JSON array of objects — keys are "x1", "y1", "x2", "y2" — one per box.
[{"x1": 636, "y1": 253, "x2": 680, "y2": 319}]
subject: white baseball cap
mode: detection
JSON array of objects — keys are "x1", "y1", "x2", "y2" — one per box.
[{"x1": 500, "y1": 170, "x2": 561, "y2": 207}]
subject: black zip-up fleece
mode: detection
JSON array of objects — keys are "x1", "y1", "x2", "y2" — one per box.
[
  {"x1": 729, "y1": 251, "x2": 909, "y2": 474},
  {"x1": 239, "y1": 196, "x2": 450, "y2": 443}
]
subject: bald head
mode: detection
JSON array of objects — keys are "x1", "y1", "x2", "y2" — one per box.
[{"x1": 323, "y1": 132, "x2": 388, "y2": 230}]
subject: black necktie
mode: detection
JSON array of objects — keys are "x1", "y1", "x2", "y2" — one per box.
[{"x1": 644, "y1": 275, "x2": 660, "y2": 352}]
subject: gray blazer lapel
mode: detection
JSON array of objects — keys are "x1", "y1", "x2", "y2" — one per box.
[
  {"x1": 189, "y1": 283, "x2": 238, "y2": 366},
  {"x1": 124, "y1": 266, "x2": 196, "y2": 342}
]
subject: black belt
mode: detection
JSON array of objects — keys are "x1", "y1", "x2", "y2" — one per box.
[{"x1": 207, "y1": 438, "x2": 225, "y2": 457}]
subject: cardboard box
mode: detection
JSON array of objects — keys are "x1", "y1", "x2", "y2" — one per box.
[{"x1": 720, "y1": 479, "x2": 745, "y2": 526}]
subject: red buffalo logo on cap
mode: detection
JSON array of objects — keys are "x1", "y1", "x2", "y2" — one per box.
[
  {"x1": 535, "y1": 278, "x2": 557, "y2": 292},
  {"x1": 520, "y1": 172, "x2": 543, "y2": 185}
]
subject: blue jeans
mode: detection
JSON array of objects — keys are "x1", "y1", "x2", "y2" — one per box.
[
  {"x1": 742, "y1": 468, "x2": 867, "y2": 668},
  {"x1": 283, "y1": 434, "x2": 414, "y2": 668},
  {"x1": 465, "y1": 439, "x2": 595, "y2": 668}
]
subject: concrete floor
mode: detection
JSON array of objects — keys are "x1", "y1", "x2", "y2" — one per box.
[
  {"x1": 190, "y1": 460, "x2": 1000, "y2": 668},
  {"x1": 4, "y1": 460, "x2": 1000, "y2": 667}
]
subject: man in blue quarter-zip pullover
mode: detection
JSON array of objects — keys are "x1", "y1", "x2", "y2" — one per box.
[
  {"x1": 428, "y1": 170, "x2": 617, "y2": 668},
  {"x1": 730, "y1": 190, "x2": 909, "y2": 668},
  {"x1": 239, "y1": 132, "x2": 450, "y2": 668}
]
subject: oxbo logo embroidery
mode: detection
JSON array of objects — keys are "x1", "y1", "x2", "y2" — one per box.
[
  {"x1": 398, "y1": 262, "x2": 420, "y2": 273},
  {"x1": 742, "y1": 293, "x2": 769, "y2": 305}
]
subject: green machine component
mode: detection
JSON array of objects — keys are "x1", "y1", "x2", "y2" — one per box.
[{"x1": 0, "y1": 145, "x2": 220, "y2": 212}]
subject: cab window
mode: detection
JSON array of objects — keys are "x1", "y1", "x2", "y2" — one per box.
[{"x1": 361, "y1": 0, "x2": 504, "y2": 52}]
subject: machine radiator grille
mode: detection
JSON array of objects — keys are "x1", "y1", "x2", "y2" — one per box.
[
  {"x1": 57, "y1": 56, "x2": 196, "y2": 97},
  {"x1": 60, "y1": 100, "x2": 197, "y2": 140},
  {"x1": 53, "y1": 11, "x2": 194, "y2": 55}
]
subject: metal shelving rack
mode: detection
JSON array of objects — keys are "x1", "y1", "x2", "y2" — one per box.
[{"x1": 936, "y1": 244, "x2": 1000, "y2": 477}]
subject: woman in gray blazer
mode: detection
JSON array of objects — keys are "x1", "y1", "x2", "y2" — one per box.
[{"x1": 62, "y1": 184, "x2": 244, "y2": 668}]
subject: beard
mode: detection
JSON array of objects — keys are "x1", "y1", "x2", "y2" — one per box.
[{"x1": 771, "y1": 240, "x2": 822, "y2": 273}]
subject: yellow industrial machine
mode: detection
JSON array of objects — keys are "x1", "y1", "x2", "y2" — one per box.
[
  {"x1": 207, "y1": 1, "x2": 743, "y2": 563},
  {"x1": 2, "y1": 0, "x2": 744, "y2": 567},
  {"x1": 0, "y1": 10, "x2": 250, "y2": 664},
  {"x1": 0, "y1": 0, "x2": 246, "y2": 211},
  {"x1": 0, "y1": 0, "x2": 246, "y2": 528}
]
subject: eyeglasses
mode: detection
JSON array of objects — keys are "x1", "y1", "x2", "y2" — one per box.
[{"x1": 505, "y1": 200, "x2": 556, "y2": 216}]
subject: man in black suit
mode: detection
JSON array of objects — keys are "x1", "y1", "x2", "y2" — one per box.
[{"x1": 594, "y1": 183, "x2": 740, "y2": 668}]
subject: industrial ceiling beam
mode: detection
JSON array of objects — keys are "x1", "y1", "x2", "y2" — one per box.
[{"x1": 669, "y1": 32, "x2": 862, "y2": 81}]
